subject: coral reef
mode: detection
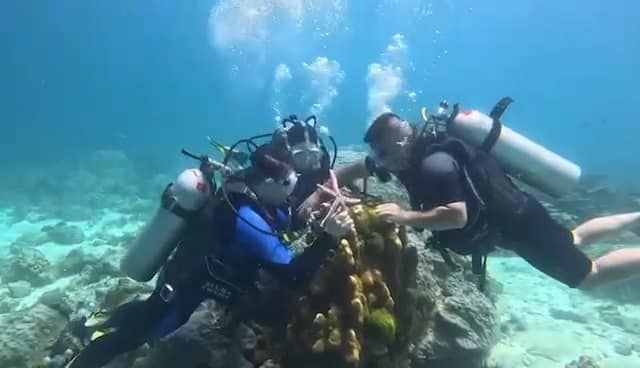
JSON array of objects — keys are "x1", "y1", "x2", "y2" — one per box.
[
  {"x1": 0, "y1": 303, "x2": 68, "y2": 367},
  {"x1": 565, "y1": 355, "x2": 600, "y2": 368},
  {"x1": 41, "y1": 222, "x2": 86, "y2": 245},
  {"x1": 2, "y1": 246, "x2": 53, "y2": 287},
  {"x1": 283, "y1": 199, "x2": 418, "y2": 368}
]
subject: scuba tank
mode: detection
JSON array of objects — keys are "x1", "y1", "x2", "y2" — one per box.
[
  {"x1": 120, "y1": 168, "x2": 212, "y2": 282},
  {"x1": 120, "y1": 150, "x2": 230, "y2": 282},
  {"x1": 425, "y1": 98, "x2": 581, "y2": 198}
]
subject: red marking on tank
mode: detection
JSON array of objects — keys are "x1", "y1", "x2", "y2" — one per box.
[
  {"x1": 462, "y1": 110, "x2": 473, "y2": 116},
  {"x1": 196, "y1": 182, "x2": 206, "y2": 192}
]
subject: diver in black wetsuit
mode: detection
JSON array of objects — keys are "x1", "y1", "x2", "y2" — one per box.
[
  {"x1": 64, "y1": 143, "x2": 353, "y2": 368},
  {"x1": 320, "y1": 112, "x2": 640, "y2": 291}
]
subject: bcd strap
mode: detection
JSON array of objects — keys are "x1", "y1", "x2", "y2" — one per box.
[
  {"x1": 426, "y1": 237, "x2": 462, "y2": 272},
  {"x1": 472, "y1": 251, "x2": 488, "y2": 292},
  {"x1": 489, "y1": 96, "x2": 514, "y2": 120},
  {"x1": 445, "y1": 103, "x2": 461, "y2": 127},
  {"x1": 480, "y1": 96, "x2": 514, "y2": 153}
]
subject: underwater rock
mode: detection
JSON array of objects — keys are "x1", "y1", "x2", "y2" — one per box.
[
  {"x1": 498, "y1": 313, "x2": 527, "y2": 337},
  {"x1": 124, "y1": 301, "x2": 253, "y2": 368},
  {"x1": 400, "y1": 230, "x2": 497, "y2": 368},
  {"x1": 10, "y1": 230, "x2": 49, "y2": 248},
  {"x1": 39, "y1": 289, "x2": 74, "y2": 318},
  {"x1": 53, "y1": 247, "x2": 120, "y2": 283},
  {"x1": 565, "y1": 355, "x2": 600, "y2": 368},
  {"x1": 409, "y1": 277, "x2": 497, "y2": 367},
  {"x1": 41, "y1": 221, "x2": 86, "y2": 245},
  {"x1": 54, "y1": 247, "x2": 97, "y2": 276},
  {"x1": 97, "y1": 277, "x2": 154, "y2": 312},
  {"x1": 612, "y1": 339, "x2": 632, "y2": 356},
  {"x1": 0, "y1": 288, "x2": 16, "y2": 314},
  {"x1": 3, "y1": 247, "x2": 53, "y2": 286},
  {"x1": 0, "y1": 303, "x2": 68, "y2": 368},
  {"x1": 7, "y1": 280, "x2": 32, "y2": 298},
  {"x1": 549, "y1": 307, "x2": 588, "y2": 324}
]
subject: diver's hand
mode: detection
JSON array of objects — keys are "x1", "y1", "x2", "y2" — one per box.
[
  {"x1": 322, "y1": 210, "x2": 354, "y2": 238},
  {"x1": 375, "y1": 203, "x2": 409, "y2": 224}
]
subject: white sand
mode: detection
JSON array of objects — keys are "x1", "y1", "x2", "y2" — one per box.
[{"x1": 488, "y1": 256, "x2": 640, "y2": 368}]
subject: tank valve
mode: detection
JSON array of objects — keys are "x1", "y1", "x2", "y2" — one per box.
[{"x1": 437, "y1": 100, "x2": 449, "y2": 117}]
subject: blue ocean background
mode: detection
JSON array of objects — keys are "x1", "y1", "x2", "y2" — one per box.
[
  {"x1": 2, "y1": 0, "x2": 639, "y2": 187},
  {"x1": 1, "y1": 1, "x2": 640, "y2": 367}
]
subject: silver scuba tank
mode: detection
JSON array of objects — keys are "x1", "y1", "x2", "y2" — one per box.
[
  {"x1": 120, "y1": 168, "x2": 212, "y2": 282},
  {"x1": 436, "y1": 100, "x2": 581, "y2": 198}
]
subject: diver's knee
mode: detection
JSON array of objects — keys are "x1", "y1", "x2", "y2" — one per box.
[
  {"x1": 570, "y1": 230, "x2": 584, "y2": 247},
  {"x1": 576, "y1": 261, "x2": 601, "y2": 290}
]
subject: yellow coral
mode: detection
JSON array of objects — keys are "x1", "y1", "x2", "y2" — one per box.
[
  {"x1": 350, "y1": 297, "x2": 365, "y2": 325},
  {"x1": 367, "y1": 292, "x2": 378, "y2": 309},
  {"x1": 385, "y1": 296, "x2": 395, "y2": 310},
  {"x1": 386, "y1": 231, "x2": 403, "y2": 249},
  {"x1": 328, "y1": 328, "x2": 342, "y2": 348},
  {"x1": 313, "y1": 313, "x2": 327, "y2": 327},
  {"x1": 309, "y1": 273, "x2": 327, "y2": 296},
  {"x1": 344, "y1": 329, "x2": 361, "y2": 364},
  {"x1": 327, "y1": 305, "x2": 340, "y2": 326},
  {"x1": 282, "y1": 201, "x2": 417, "y2": 368},
  {"x1": 348, "y1": 275, "x2": 362, "y2": 296},
  {"x1": 312, "y1": 338, "x2": 326, "y2": 354},
  {"x1": 360, "y1": 270, "x2": 375, "y2": 288}
]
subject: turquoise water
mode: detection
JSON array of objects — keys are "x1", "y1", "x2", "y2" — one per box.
[
  {"x1": 1, "y1": 1, "x2": 639, "y2": 367},
  {"x1": 3, "y1": 1, "x2": 639, "y2": 185}
]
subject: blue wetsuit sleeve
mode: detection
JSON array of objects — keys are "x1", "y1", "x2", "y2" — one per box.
[{"x1": 235, "y1": 205, "x2": 293, "y2": 264}]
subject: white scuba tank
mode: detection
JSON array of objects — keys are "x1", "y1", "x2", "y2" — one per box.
[
  {"x1": 447, "y1": 106, "x2": 581, "y2": 198},
  {"x1": 120, "y1": 168, "x2": 212, "y2": 282}
]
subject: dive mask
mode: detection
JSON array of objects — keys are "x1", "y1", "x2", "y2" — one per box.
[
  {"x1": 291, "y1": 142, "x2": 323, "y2": 170},
  {"x1": 264, "y1": 171, "x2": 299, "y2": 197}
]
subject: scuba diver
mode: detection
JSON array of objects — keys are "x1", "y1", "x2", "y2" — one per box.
[
  {"x1": 63, "y1": 142, "x2": 353, "y2": 368},
  {"x1": 270, "y1": 114, "x2": 337, "y2": 229},
  {"x1": 305, "y1": 98, "x2": 640, "y2": 291}
]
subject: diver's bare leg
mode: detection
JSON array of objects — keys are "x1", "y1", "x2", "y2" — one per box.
[
  {"x1": 579, "y1": 248, "x2": 640, "y2": 288},
  {"x1": 572, "y1": 212, "x2": 640, "y2": 247}
]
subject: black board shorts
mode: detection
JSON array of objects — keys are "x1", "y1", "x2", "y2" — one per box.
[{"x1": 497, "y1": 194, "x2": 593, "y2": 288}]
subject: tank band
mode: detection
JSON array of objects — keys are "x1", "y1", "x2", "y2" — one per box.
[
  {"x1": 480, "y1": 118, "x2": 502, "y2": 152},
  {"x1": 480, "y1": 96, "x2": 514, "y2": 152},
  {"x1": 161, "y1": 184, "x2": 197, "y2": 220}
]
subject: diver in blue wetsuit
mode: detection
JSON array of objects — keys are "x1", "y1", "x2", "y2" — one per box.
[{"x1": 64, "y1": 143, "x2": 352, "y2": 368}]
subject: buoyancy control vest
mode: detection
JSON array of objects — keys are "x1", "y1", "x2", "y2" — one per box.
[{"x1": 405, "y1": 133, "x2": 530, "y2": 290}]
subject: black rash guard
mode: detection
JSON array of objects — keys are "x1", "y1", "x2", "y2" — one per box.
[{"x1": 397, "y1": 151, "x2": 479, "y2": 222}]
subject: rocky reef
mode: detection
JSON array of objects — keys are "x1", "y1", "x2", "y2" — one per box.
[
  {"x1": 0, "y1": 147, "x2": 501, "y2": 368},
  {"x1": 565, "y1": 355, "x2": 600, "y2": 368}
]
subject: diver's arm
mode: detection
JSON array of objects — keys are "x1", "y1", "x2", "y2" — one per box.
[
  {"x1": 335, "y1": 158, "x2": 370, "y2": 187},
  {"x1": 236, "y1": 206, "x2": 294, "y2": 264},
  {"x1": 235, "y1": 206, "x2": 338, "y2": 288},
  {"x1": 388, "y1": 201, "x2": 468, "y2": 230}
]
